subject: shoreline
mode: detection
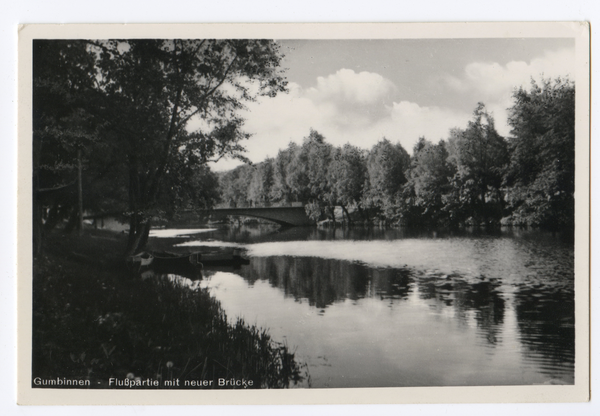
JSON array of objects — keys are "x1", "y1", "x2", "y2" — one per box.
[{"x1": 31, "y1": 228, "x2": 307, "y2": 389}]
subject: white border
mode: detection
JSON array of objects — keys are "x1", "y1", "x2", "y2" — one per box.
[
  {"x1": 2, "y1": 1, "x2": 597, "y2": 413},
  {"x1": 16, "y1": 22, "x2": 591, "y2": 407}
]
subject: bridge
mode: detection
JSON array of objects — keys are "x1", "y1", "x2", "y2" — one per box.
[{"x1": 200, "y1": 206, "x2": 313, "y2": 227}]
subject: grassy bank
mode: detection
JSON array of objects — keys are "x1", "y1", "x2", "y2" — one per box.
[{"x1": 32, "y1": 229, "x2": 307, "y2": 389}]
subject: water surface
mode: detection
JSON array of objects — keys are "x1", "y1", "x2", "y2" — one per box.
[{"x1": 151, "y1": 226, "x2": 575, "y2": 388}]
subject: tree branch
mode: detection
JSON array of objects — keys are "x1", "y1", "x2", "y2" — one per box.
[
  {"x1": 147, "y1": 51, "x2": 240, "y2": 204},
  {"x1": 176, "y1": 54, "x2": 239, "y2": 132}
]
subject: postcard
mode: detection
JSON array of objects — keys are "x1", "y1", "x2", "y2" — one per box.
[{"x1": 17, "y1": 22, "x2": 590, "y2": 405}]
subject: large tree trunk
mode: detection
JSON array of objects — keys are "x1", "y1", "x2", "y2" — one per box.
[
  {"x1": 125, "y1": 153, "x2": 160, "y2": 256},
  {"x1": 126, "y1": 218, "x2": 151, "y2": 256},
  {"x1": 125, "y1": 155, "x2": 144, "y2": 256},
  {"x1": 64, "y1": 208, "x2": 80, "y2": 234},
  {"x1": 126, "y1": 214, "x2": 138, "y2": 254},
  {"x1": 77, "y1": 149, "x2": 84, "y2": 236}
]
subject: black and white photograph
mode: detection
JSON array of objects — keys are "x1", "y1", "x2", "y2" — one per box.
[{"x1": 17, "y1": 22, "x2": 590, "y2": 405}]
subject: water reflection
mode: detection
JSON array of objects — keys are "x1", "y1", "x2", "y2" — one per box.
[
  {"x1": 238, "y1": 257, "x2": 413, "y2": 308},
  {"x1": 414, "y1": 274, "x2": 506, "y2": 346},
  {"x1": 514, "y1": 284, "x2": 575, "y2": 382},
  {"x1": 154, "y1": 225, "x2": 575, "y2": 387}
]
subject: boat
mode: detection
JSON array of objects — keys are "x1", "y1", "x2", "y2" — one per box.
[
  {"x1": 128, "y1": 249, "x2": 249, "y2": 280},
  {"x1": 137, "y1": 251, "x2": 203, "y2": 281},
  {"x1": 151, "y1": 249, "x2": 250, "y2": 269},
  {"x1": 197, "y1": 249, "x2": 250, "y2": 268},
  {"x1": 151, "y1": 251, "x2": 202, "y2": 269},
  {"x1": 127, "y1": 251, "x2": 154, "y2": 271}
]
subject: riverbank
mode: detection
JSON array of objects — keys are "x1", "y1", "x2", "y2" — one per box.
[{"x1": 32, "y1": 229, "x2": 307, "y2": 389}]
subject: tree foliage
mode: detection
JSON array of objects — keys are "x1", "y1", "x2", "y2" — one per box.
[
  {"x1": 218, "y1": 164, "x2": 256, "y2": 208},
  {"x1": 286, "y1": 129, "x2": 334, "y2": 207},
  {"x1": 248, "y1": 159, "x2": 275, "y2": 206},
  {"x1": 361, "y1": 138, "x2": 411, "y2": 222},
  {"x1": 328, "y1": 144, "x2": 368, "y2": 223},
  {"x1": 33, "y1": 39, "x2": 288, "y2": 254},
  {"x1": 269, "y1": 144, "x2": 298, "y2": 204},
  {"x1": 33, "y1": 40, "x2": 107, "y2": 251},
  {"x1": 404, "y1": 137, "x2": 455, "y2": 226},
  {"x1": 503, "y1": 78, "x2": 575, "y2": 229},
  {"x1": 446, "y1": 103, "x2": 508, "y2": 224}
]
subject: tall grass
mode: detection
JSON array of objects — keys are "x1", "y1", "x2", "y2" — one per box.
[{"x1": 32, "y1": 230, "x2": 308, "y2": 388}]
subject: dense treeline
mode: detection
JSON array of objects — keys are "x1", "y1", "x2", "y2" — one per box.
[{"x1": 218, "y1": 78, "x2": 575, "y2": 229}]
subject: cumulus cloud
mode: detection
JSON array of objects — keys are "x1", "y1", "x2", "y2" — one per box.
[
  {"x1": 233, "y1": 70, "x2": 404, "y2": 163},
  {"x1": 388, "y1": 102, "x2": 472, "y2": 144},
  {"x1": 306, "y1": 68, "x2": 396, "y2": 105},
  {"x1": 442, "y1": 48, "x2": 575, "y2": 136},
  {"x1": 445, "y1": 48, "x2": 574, "y2": 98}
]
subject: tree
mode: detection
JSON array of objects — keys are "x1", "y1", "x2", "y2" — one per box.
[
  {"x1": 218, "y1": 164, "x2": 255, "y2": 208},
  {"x1": 361, "y1": 138, "x2": 410, "y2": 223},
  {"x1": 155, "y1": 151, "x2": 221, "y2": 219},
  {"x1": 248, "y1": 159, "x2": 274, "y2": 206},
  {"x1": 87, "y1": 39, "x2": 287, "y2": 254},
  {"x1": 405, "y1": 137, "x2": 455, "y2": 226},
  {"x1": 328, "y1": 144, "x2": 367, "y2": 224},
  {"x1": 269, "y1": 143, "x2": 298, "y2": 204},
  {"x1": 446, "y1": 103, "x2": 508, "y2": 225},
  {"x1": 33, "y1": 40, "x2": 104, "y2": 254},
  {"x1": 286, "y1": 129, "x2": 335, "y2": 220},
  {"x1": 33, "y1": 39, "x2": 287, "y2": 255},
  {"x1": 503, "y1": 78, "x2": 575, "y2": 229}
]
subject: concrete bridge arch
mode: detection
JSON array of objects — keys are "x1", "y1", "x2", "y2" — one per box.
[{"x1": 203, "y1": 206, "x2": 313, "y2": 227}]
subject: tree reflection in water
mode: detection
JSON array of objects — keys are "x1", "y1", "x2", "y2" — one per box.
[
  {"x1": 514, "y1": 284, "x2": 575, "y2": 380},
  {"x1": 416, "y1": 274, "x2": 506, "y2": 346},
  {"x1": 239, "y1": 256, "x2": 409, "y2": 309},
  {"x1": 239, "y1": 256, "x2": 511, "y2": 348}
]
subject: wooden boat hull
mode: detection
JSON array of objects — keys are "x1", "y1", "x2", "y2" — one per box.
[
  {"x1": 200, "y1": 253, "x2": 250, "y2": 267},
  {"x1": 151, "y1": 250, "x2": 250, "y2": 270}
]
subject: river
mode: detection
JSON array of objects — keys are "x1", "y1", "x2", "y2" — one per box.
[{"x1": 148, "y1": 225, "x2": 575, "y2": 388}]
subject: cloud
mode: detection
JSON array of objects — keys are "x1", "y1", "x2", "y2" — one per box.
[
  {"x1": 237, "y1": 70, "x2": 401, "y2": 157},
  {"x1": 441, "y1": 48, "x2": 576, "y2": 136},
  {"x1": 211, "y1": 73, "x2": 471, "y2": 171},
  {"x1": 306, "y1": 68, "x2": 396, "y2": 105},
  {"x1": 445, "y1": 48, "x2": 575, "y2": 98},
  {"x1": 387, "y1": 101, "x2": 472, "y2": 144}
]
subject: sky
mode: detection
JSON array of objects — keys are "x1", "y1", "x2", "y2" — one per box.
[{"x1": 208, "y1": 37, "x2": 575, "y2": 171}]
